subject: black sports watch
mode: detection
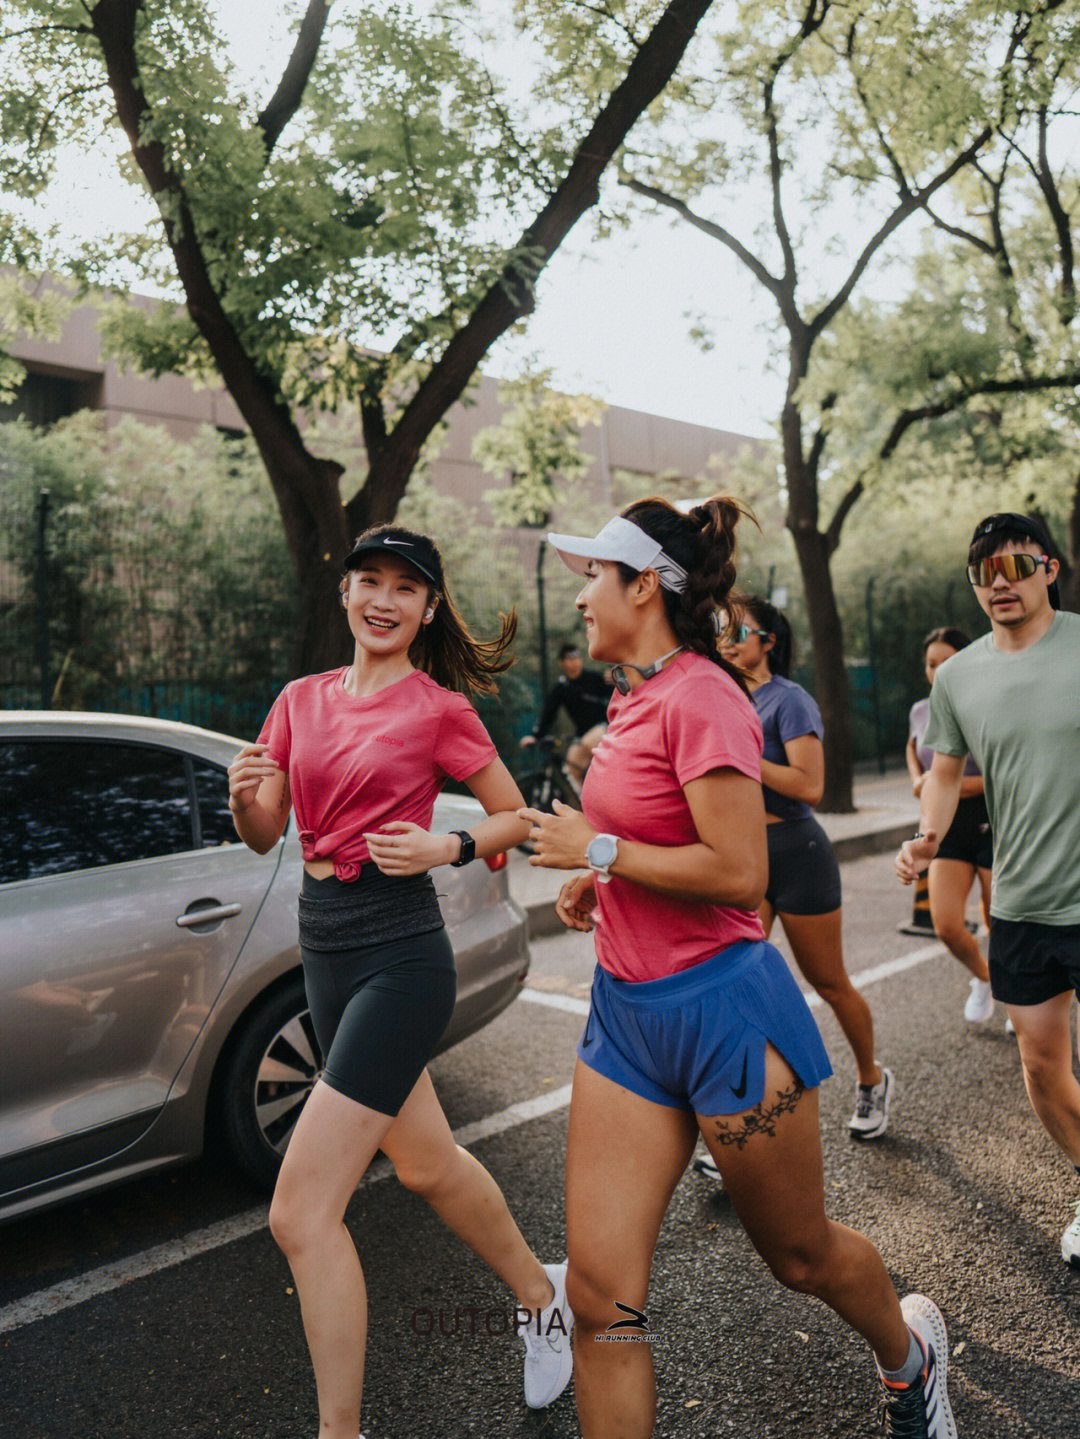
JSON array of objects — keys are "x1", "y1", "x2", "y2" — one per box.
[{"x1": 450, "y1": 830, "x2": 476, "y2": 866}]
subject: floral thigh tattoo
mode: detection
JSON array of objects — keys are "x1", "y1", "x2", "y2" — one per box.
[{"x1": 707, "y1": 1077, "x2": 805, "y2": 1150}]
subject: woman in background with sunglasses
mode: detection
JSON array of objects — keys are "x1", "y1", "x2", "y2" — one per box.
[
  {"x1": 907, "y1": 627, "x2": 995, "y2": 1025},
  {"x1": 721, "y1": 597, "x2": 891, "y2": 1141}
]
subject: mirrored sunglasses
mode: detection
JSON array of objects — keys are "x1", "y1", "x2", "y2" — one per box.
[
  {"x1": 734, "y1": 623, "x2": 770, "y2": 642},
  {"x1": 966, "y1": 553, "x2": 1050, "y2": 587}
]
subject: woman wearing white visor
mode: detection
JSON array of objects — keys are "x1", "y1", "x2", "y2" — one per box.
[{"x1": 520, "y1": 496, "x2": 954, "y2": 1439}]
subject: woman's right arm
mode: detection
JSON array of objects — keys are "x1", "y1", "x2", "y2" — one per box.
[{"x1": 227, "y1": 743, "x2": 291, "y2": 853}]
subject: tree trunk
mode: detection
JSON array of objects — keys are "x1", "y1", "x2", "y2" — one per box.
[
  {"x1": 1064, "y1": 469, "x2": 1080, "y2": 613},
  {"x1": 781, "y1": 372, "x2": 855, "y2": 812},
  {"x1": 263, "y1": 449, "x2": 354, "y2": 674},
  {"x1": 788, "y1": 519, "x2": 855, "y2": 812}
]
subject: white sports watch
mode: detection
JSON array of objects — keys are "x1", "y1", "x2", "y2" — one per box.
[{"x1": 586, "y1": 832, "x2": 619, "y2": 883}]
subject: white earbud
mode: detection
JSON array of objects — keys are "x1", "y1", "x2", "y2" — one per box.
[{"x1": 424, "y1": 608, "x2": 435, "y2": 621}]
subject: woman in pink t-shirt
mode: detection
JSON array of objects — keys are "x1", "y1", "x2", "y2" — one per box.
[
  {"x1": 521, "y1": 497, "x2": 954, "y2": 1439},
  {"x1": 227, "y1": 526, "x2": 572, "y2": 1438}
]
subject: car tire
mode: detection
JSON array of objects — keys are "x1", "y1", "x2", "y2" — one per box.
[{"x1": 216, "y1": 974, "x2": 323, "y2": 1192}]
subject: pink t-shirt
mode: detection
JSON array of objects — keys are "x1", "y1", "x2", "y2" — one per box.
[
  {"x1": 257, "y1": 668, "x2": 497, "y2": 880},
  {"x1": 582, "y1": 650, "x2": 765, "y2": 982}
]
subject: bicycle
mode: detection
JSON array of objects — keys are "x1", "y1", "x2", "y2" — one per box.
[{"x1": 516, "y1": 736, "x2": 582, "y2": 853}]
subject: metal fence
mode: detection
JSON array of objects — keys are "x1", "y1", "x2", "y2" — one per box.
[{"x1": 1, "y1": 481, "x2": 961, "y2": 768}]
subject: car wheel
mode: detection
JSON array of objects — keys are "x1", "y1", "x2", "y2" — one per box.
[{"x1": 217, "y1": 974, "x2": 323, "y2": 1192}]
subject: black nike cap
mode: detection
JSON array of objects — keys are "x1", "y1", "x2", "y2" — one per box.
[{"x1": 342, "y1": 527, "x2": 444, "y2": 591}]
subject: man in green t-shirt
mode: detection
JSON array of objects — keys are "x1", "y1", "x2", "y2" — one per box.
[{"x1": 896, "y1": 512, "x2": 1080, "y2": 1271}]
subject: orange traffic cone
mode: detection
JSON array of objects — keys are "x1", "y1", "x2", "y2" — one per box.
[{"x1": 897, "y1": 871, "x2": 935, "y2": 936}]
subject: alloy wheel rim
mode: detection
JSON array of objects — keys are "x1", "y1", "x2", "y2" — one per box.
[{"x1": 252, "y1": 1009, "x2": 323, "y2": 1154}]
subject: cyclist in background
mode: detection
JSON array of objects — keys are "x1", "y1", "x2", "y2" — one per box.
[{"x1": 521, "y1": 642, "x2": 612, "y2": 792}]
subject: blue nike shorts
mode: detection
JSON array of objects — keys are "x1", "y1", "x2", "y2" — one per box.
[{"x1": 577, "y1": 941, "x2": 832, "y2": 1115}]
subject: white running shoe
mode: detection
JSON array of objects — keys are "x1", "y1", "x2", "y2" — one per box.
[
  {"x1": 522, "y1": 1261, "x2": 574, "y2": 1408},
  {"x1": 849, "y1": 1066, "x2": 893, "y2": 1141},
  {"x1": 1062, "y1": 1200, "x2": 1080, "y2": 1270},
  {"x1": 878, "y1": 1294, "x2": 957, "y2": 1439},
  {"x1": 963, "y1": 978, "x2": 994, "y2": 1023}
]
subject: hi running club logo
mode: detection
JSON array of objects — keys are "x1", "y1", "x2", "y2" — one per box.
[{"x1": 594, "y1": 1300, "x2": 658, "y2": 1344}]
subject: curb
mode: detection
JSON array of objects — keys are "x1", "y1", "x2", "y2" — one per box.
[{"x1": 519, "y1": 819, "x2": 916, "y2": 941}]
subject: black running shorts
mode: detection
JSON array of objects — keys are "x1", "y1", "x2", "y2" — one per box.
[
  {"x1": 765, "y1": 815, "x2": 842, "y2": 916},
  {"x1": 934, "y1": 794, "x2": 993, "y2": 870},
  {"x1": 988, "y1": 917, "x2": 1080, "y2": 1007}
]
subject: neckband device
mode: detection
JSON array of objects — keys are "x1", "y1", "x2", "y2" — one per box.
[{"x1": 610, "y1": 645, "x2": 685, "y2": 695}]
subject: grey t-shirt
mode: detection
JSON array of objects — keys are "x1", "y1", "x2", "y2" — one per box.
[{"x1": 924, "y1": 612, "x2": 1080, "y2": 924}]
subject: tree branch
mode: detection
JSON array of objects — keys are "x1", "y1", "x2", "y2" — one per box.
[
  {"x1": 357, "y1": 0, "x2": 718, "y2": 520},
  {"x1": 921, "y1": 203, "x2": 995, "y2": 254},
  {"x1": 761, "y1": 0, "x2": 831, "y2": 300},
  {"x1": 256, "y1": 0, "x2": 330, "y2": 160},
  {"x1": 620, "y1": 176, "x2": 782, "y2": 297},
  {"x1": 89, "y1": 0, "x2": 340, "y2": 509},
  {"x1": 0, "y1": 23, "x2": 92, "y2": 41},
  {"x1": 1035, "y1": 104, "x2": 1076, "y2": 324},
  {"x1": 809, "y1": 126, "x2": 992, "y2": 341},
  {"x1": 879, "y1": 369, "x2": 1080, "y2": 461},
  {"x1": 805, "y1": 390, "x2": 837, "y2": 484},
  {"x1": 824, "y1": 477, "x2": 863, "y2": 555}
]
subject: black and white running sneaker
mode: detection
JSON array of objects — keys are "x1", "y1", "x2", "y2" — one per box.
[
  {"x1": 850, "y1": 1066, "x2": 893, "y2": 1141},
  {"x1": 879, "y1": 1294, "x2": 956, "y2": 1438},
  {"x1": 1062, "y1": 1200, "x2": 1080, "y2": 1270}
]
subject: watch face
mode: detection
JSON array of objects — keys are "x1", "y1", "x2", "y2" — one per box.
[{"x1": 588, "y1": 834, "x2": 617, "y2": 869}]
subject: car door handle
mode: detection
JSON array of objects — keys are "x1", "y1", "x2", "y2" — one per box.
[{"x1": 176, "y1": 903, "x2": 242, "y2": 928}]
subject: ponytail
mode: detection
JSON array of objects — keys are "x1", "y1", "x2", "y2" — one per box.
[
  {"x1": 618, "y1": 494, "x2": 757, "y2": 694},
  {"x1": 410, "y1": 585, "x2": 518, "y2": 696}
]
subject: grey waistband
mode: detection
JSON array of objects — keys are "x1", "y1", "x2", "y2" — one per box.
[{"x1": 298, "y1": 867, "x2": 445, "y2": 951}]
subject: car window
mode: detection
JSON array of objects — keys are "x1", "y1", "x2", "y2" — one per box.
[
  {"x1": 193, "y1": 757, "x2": 236, "y2": 847},
  {"x1": 0, "y1": 739, "x2": 195, "y2": 883}
]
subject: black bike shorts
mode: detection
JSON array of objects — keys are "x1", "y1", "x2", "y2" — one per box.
[
  {"x1": 764, "y1": 815, "x2": 842, "y2": 916},
  {"x1": 300, "y1": 876, "x2": 457, "y2": 1116},
  {"x1": 934, "y1": 794, "x2": 992, "y2": 870}
]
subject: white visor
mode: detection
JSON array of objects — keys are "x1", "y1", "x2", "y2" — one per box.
[{"x1": 547, "y1": 517, "x2": 688, "y2": 593}]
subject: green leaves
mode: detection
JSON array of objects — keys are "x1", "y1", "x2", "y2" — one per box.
[{"x1": 472, "y1": 366, "x2": 604, "y2": 526}]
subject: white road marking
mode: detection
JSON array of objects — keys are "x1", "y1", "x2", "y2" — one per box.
[
  {"x1": 520, "y1": 939, "x2": 947, "y2": 1016},
  {"x1": 0, "y1": 941, "x2": 943, "y2": 1338},
  {"x1": 0, "y1": 1085, "x2": 573, "y2": 1337},
  {"x1": 520, "y1": 989, "x2": 590, "y2": 1016}
]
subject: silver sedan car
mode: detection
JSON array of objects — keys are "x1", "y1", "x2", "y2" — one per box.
[{"x1": 0, "y1": 711, "x2": 530, "y2": 1221}]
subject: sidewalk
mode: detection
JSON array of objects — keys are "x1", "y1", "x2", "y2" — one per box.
[{"x1": 509, "y1": 767, "x2": 917, "y2": 937}]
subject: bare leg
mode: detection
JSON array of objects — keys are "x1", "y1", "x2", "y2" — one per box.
[
  {"x1": 928, "y1": 859, "x2": 990, "y2": 980},
  {"x1": 758, "y1": 897, "x2": 775, "y2": 938},
  {"x1": 380, "y1": 1068, "x2": 553, "y2": 1311},
  {"x1": 699, "y1": 1044, "x2": 909, "y2": 1367},
  {"x1": 566, "y1": 1060, "x2": 698, "y2": 1439},
  {"x1": 268, "y1": 1081, "x2": 395, "y2": 1439},
  {"x1": 1008, "y1": 993, "x2": 1080, "y2": 1165},
  {"x1": 977, "y1": 866, "x2": 992, "y2": 935},
  {"x1": 778, "y1": 909, "x2": 881, "y2": 1087}
]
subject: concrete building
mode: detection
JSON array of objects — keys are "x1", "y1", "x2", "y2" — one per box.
[{"x1": 2, "y1": 286, "x2": 764, "y2": 519}]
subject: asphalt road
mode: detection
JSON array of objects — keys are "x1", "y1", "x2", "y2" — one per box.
[{"x1": 2, "y1": 852, "x2": 1079, "y2": 1438}]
